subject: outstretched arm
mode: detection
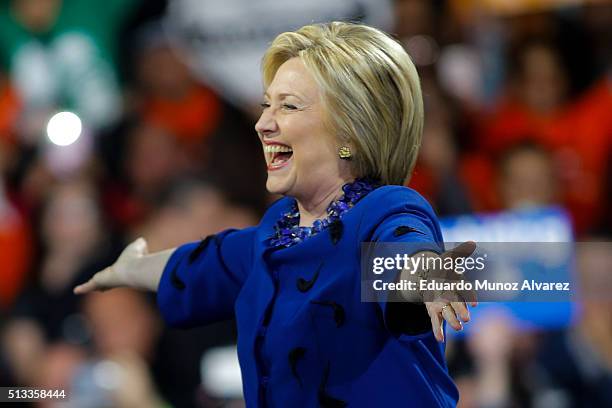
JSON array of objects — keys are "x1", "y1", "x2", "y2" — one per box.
[{"x1": 75, "y1": 228, "x2": 256, "y2": 329}]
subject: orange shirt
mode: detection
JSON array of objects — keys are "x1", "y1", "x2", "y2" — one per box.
[
  {"x1": 0, "y1": 77, "x2": 20, "y2": 143},
  {"x1": 0, "y1": 204, "x2": 30, "y2": 311},
  {"x1": 141, "y1": 85, "x2": 222, "y2": 146}
]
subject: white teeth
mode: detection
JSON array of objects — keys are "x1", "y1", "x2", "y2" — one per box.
[{"x1": 264, "y1": 145, "x2": 293, "y2": 153}]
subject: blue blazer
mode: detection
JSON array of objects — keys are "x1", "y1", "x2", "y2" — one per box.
[{"x1": 157, "y1": 186, "x2": 459, "y2": 407}]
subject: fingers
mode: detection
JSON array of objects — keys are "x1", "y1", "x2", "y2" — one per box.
[
  {"x1": 73, "y1": 266, "x2": 115, "y2": 295},
  {"x1": 442, "y1": 304, "x2": 462, "y2": 331},
  {"x1": 429, "y1": 308, "x2": 444, "y2": 342},
  {"x1": 451, "y1": 301, "x2": 470, "y2": 323},
  {"x1": 460, "y1": 286, "x2": 478, "y2": 307},
  {"x1": 73, "y1": 238, "x2": 149, "y2": 296},
  {"x1": 427, "y1": 301, "x2": 470, "y2": 342},
  {"x1": 73, "y1": 280, "x2": 96, "y2": 295}
]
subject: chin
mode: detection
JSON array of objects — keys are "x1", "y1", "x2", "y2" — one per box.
[
  {"x1": 266, "y1": 170, "x2": 298, "y2": 196},
  {"x1": 265, "y1": 177, "x2": 288, "y2": 196}
]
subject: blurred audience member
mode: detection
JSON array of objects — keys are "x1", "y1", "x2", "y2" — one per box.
[
  {"x1": 71, "y1": 289, "x2": 168, "y2": 408},
  {"x1": 479, "y1": 40, "x2": 569, "y2": 153},
  {"x1": 409, "y1": 77, "x2": 473, "y2": 216},
  {"x1": 394, "y1": 0, "x2": 433, "y2": 38},
  {"x1": 129, "y1": 22, "x2": 222, "y2": 150},
  {"x1": 1, "y1": 319, "x2": 45, "y2": 386},
  {"x1": 451, "y1": 309, "x2": 541, "y2": 408},
  {"x1": 68, "y1": 353, "x2": 167, "y2": 408},
  {"x1": 35, "y1": 343, "x2": 86, "y2": 408},
  {"x1": 0, "y1": 173, "x2": 31, "y2": 311},
  {"x1": 599, "y1": 148, "x2": 612, "y2": 235},
  {"x1": 103, "y1": 122, "x2": 190, "y2": 229},
  {"x1": 77, "y1": 288, "x2": 229, "y2": 407},
  {"x1": 465, "y1": 310, "x2": 517, "y2": 408},
  {"x1": 393, "y1": 0, "x2": 444, "y2": 68},
  {"x1": 497, "y1": 142, "x2": 559, "y2": 210},
  {"x1": 138, "y1": 179, "x2": 257, "y2": 252},
  {"x1": 535, "y1": 240, "x2": 612, "y2": 407},
  {"x1": 477, "y1": 38, "x2": 612, "y2": 232},
  {"x1": 557, "y1": 75, "x2": 612, "y2": 235},
  {"x1": 84, "y1": 289, "x2": 160, "y2": 360},
  {"x1": 581, "y1": 3, "x2": 612, "y2": 75},
  {"x1": 8, "y1": 179, "x2": 120, "y2": 344},
  {"x1": 124, "y1": 124, "x2": 189, "y2": 201}
]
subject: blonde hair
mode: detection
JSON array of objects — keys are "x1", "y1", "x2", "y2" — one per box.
[{"x1": 261, "y1": 22, "x2": 423, "y2": 185}]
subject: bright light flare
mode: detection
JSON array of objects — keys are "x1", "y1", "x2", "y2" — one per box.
[{"x1": 46, "y1": 111, "x2": 82, "y2": 146}]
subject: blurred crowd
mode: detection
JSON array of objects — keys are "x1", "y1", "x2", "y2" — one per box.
[{"x1": 0, "y1": 0, "x2": 610, "y2": 407}]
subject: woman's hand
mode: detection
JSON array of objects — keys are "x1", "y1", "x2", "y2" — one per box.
[
  {"x1": 399, "y1": 241, "x2": 478, "y2": 341},
  {"x1": 425, "y1": 241, "x2": 478, "y2": 342},
  {"x1": 74, "y1": 238, "x2": 153, "y2": 294},
  {"x1": 426, "y1": 296, "x2": 477, "y2": 342}
]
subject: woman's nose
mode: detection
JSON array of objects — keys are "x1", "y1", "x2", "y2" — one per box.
[{"x1": 255, "y1": 109, "x2": 278, "y2": 135}]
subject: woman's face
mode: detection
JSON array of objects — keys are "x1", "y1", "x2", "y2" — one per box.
[{"x1": 255, "y1": 57, "x2": 352, "y2": 201}]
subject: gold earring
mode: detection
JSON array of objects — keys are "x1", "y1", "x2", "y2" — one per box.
[{"x1": 338, "y1": 146, "x2": 352, "y2": 160}]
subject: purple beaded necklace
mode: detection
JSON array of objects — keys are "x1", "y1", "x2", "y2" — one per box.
[{"x1": 268, "y1": 178, "x2": 379, "y2": 248}]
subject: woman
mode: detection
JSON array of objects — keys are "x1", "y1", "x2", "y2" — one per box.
[{"x1": 76, "y1": 22, "x2": 474, "y2": 407}]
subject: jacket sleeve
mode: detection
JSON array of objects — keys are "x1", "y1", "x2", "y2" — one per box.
[
  {"x1": 157, "y1": 227, "x2": 256, "y2": 328},
  {"x1": 369, "y1": 206, "x2": 443, "y2": 337}
]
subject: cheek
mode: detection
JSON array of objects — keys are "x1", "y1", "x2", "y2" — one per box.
[
  {"x1": 284, "y1": 116, "x2": 340, "y2": 176},
  {"x1": 293, "y1": 143, "x2": 329, "y2": 169},
  {"x1": 293, "y1": 143, "x2": 341, "y2": 184},
  {"x1": 294, "y1": 130, "x2": 337, "y2": 163}
]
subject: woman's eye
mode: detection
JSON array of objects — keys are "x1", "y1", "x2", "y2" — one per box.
[
  {"x1": 260, "y1": 102, "x2": 271, "y2": 109},
  {"x1": 282, "y1": 104, "x2": 298, "y2": 110}
]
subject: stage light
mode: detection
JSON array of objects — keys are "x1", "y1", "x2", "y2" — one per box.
[{"x1": 46, "y1": 111, "x2": 82, "y2": 146}]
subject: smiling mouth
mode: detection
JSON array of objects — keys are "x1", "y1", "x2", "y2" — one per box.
[{"x1": 264, "y1": 144, "x2": 293, "y2": 170}]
